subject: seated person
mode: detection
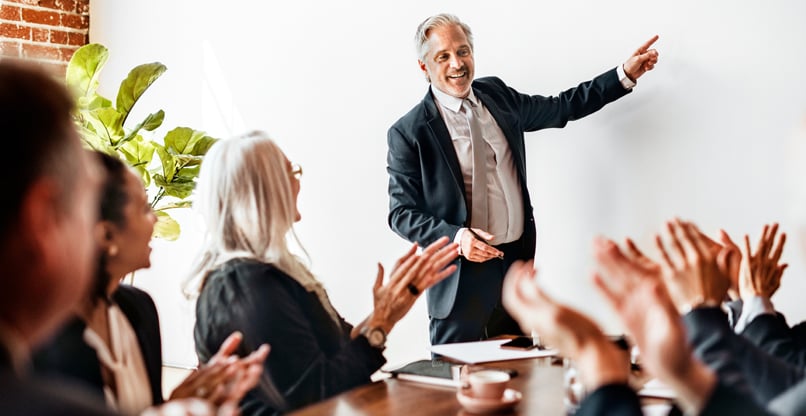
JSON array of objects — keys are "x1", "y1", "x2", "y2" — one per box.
[
  {"x1": 186, "y1": 131, "x2": 459, "y2": 414},
  {"x1": 623, "y1": 220, "x2": 803, "y2": 404},
  {"x1": 708, "y1": 225, "x2": 806, "y2": 368},
  {"x1": 0, "y1": 60, "x2": 114, "y2": 415},
  {"x1": 502, "y1": 221, "x2": 806, "y2": 415},
  {"x1": 35, "y1": 151, "x2": 268, "y2": 415}
]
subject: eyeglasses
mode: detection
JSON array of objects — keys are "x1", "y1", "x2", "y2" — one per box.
[{"x1": 290, "y1": 163, "x2": 303, "y2": 180}]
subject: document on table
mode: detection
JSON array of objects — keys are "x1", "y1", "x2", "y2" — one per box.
[{"x1": 429, "y1": 339, "x2": 557, "y2": 364}]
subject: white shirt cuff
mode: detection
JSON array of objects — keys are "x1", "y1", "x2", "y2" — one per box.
[
  {"x1": 617, "y1": 64, "x2": 636, "y2": 90},
  {"x1": 454, "y1": 228, "x2": 466, "y2": 256},
  {"x1": 734, "y1": 296, "x2": 775, "y2": 334}
]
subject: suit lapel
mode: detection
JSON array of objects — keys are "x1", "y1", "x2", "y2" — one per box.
[
  {"x1": 475, "y1": 88, "x2": 528, "y2": 181},
  {"x1": 422, "y1": 90, "x2": 466, "y2": 195}
]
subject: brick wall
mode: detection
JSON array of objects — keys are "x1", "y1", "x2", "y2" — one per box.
[{"x1": 0, "y1": 0, "x2": 89, "y2": 75}]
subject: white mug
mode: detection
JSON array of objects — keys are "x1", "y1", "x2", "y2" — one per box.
[{"x1": 468, "y1": 370, "x2": 510, "y2": 400}]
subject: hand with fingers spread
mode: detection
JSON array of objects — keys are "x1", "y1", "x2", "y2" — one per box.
[
  {"x1": 363, "y1": 237, "x2": 458, "y2": 334},
  {"x1": 170, "y1": 331, "x2": 270, "y2": 407},
  {"x1": 502, "y1": 260, "x2": 629, "y2": 390},
  {"x1": 460, "y1": 228, "x2": 504, "y2": 263},
  {"x1": 654, "y1": 219, "x2": 731, "y2": 312},
  {"x1": 592, "y1": 237, "x2": 717, "y2": 414},
  {"x1": 622, "y1": 35, "x2": 660, "y2": 82},
  {"x1": 738, "y1": 223, "x2": 788, "y2": 300}
]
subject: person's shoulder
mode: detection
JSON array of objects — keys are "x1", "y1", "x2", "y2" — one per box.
[
  {"x1": 473, "y1": 76, "x2": 508, "y2": 91},
  {"x1": 203, "y1": 258, "x2": 295, "y2": 293},
  {"x1": 0, "y1": 372, "x2": 114, "y2": 416},
  {"x1": 389, "y1": 89, "x2": 435, "y2": 131}
]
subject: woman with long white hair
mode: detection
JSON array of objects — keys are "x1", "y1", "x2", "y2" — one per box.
[{"x1": 187, "y1": 131, "x2": 458, "y2": 414}]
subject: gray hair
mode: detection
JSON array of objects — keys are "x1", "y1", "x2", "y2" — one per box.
[
  {"x1": 414, "y1": 13, "x2": 473, "y2": 62},
  {"x1": 185, "y1": 131, "x2": 312, "y2": 296}
]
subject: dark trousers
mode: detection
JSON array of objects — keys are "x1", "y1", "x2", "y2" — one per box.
[{"x1": 429, "y1": 239, "x2": 527, "y2": 345}]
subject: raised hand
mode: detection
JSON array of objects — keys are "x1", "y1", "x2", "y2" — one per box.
[
  {"x1": 367, "y1": 237, "x2": 458, "y2": 333},
  {"x1": 654, "y1": 220, "x2": 731, "y2": 312},
  {"x1": 592, "y1": 237, "x2": 716, "y2": 414},
  {"x1": 623, "y1": 35, "x2": 659, "y2": 82},
  {"x1": 738, "y1": 223, "x2": 788, "y2": 300},
  {"x1": 501, "y1": 260, "x2": 629, "y2": 390}
]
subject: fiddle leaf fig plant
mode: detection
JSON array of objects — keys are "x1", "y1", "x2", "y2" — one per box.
[{"x1": 66, "y1": 43, "x2": 217, "y2": 241}]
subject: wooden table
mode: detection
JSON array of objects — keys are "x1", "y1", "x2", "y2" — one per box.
[{"x1": 289, "y1": 357, "x2": 567, "y2": 415}]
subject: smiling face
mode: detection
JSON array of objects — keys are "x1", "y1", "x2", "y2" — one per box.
[{"x1": 419, "y1": 23, "x2": 475, "y2": 98}]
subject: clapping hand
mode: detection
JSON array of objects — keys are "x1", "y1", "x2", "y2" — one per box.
[
  {"x1": 592, "y1": 236, "x2": 717, "y2": 415},
  {"x1": 502, "y1": 260, "x2": 629, "y2": 390},
  {"x1": 653, "y1": 219, "x2": 731, "y2": 312},
  {"x1": 738, "y1": 223, "x2": 788, "y2": 300},
  {"x1": 170, "y1": 331, "x2": 269, "y2": 407},
  {"x1": 365, "y1": 237, "x2": 458, "y2": 334}
]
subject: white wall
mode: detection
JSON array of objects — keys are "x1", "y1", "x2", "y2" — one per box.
[{"x1": 90, "y1": 0, "x2": 806, "y2": 368}]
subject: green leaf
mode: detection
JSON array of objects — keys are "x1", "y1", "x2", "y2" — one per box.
[
  {"x1": 153, "y1": 211, "x2": 180, "y2": 241},
  {"x1": 116, "y1": 62, "x2": 167, "y2": 125},
  {"x1": 83, "y1": 107, "x2": 124, "y2": 146},
  {"x1": 191, "y1": 136, "x2": 217, "y2": 156},
  {"x1": 163, "y1": 127, "x2": 195, "y2": 154},
  {"x1": 142, "y1": 110, "x2": 165, "y2": 131},
  {"x1": 118, "y1": 136, "x2": 155, "y2": 187},
  {"x1": 117, "y1": 110, "x2": 165, "y2": 148},
  {"x1": 77, "y1": 93, "x2": 112, "y2": 111},
  {"x1": 164, "y1": 128, "x2": 217, "y2": 156},
  {"x1": 154, "y1": 145, "x2": 176, "y2": 181},
  {"x1": 162, "y1": 177, "x2": 196, "y2": 199},
  {"x1": 155, "y1": 200, "x2": 193, "y2": 210},
  {"x1": 78, "y1": 124, "x2": 115, "y2": 153},
  {"x1": 66, "y1": 43, "x2": 109, "y2": 99}
]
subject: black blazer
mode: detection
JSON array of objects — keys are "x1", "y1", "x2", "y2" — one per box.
[
  {"x1": 741, "y1": 312, "x2": 806, "y2": 368},
  {"x1": 194, "y1": 258, "x2": 386, "y2": 415},
  {"x1": 32, "y1": 284, "x2": 164, "y2": 406},
  {"x1": 578, "y1": 382, "x2": 773, "y2": 415},
  {"x1": 683, "y1": 307, "x2": 805, "y2": 404},
  {"x1": 386, "y1": 70, "x2": 630, "y2": 319}
]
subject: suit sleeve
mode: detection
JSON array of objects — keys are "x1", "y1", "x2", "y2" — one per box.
[
  {"x1": 576, "y1": 383, "x2": 642, "y2": 416},
  {"x1": 741, "y1": 313, "x2": 806, "y2": 368},
  {"x1": 684, "y1": 307, "x2": 805, "y2": 404},
  {"x1": 492, "y1": 68, "x2": 630, "y2": 132},
  {"x1": 387, "y1": 124, "x2": 462, "y2": 245}
]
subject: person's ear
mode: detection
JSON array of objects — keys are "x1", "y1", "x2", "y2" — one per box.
[
  {"x1": 17, "y1": 178, "x2": 62, "y2": 266},
  {"x1": 96, "y1": 221, "x2": 119, "y2": 257},
  {"x1": 418, "y1": 60, "x2": 430, "y2": 82}
]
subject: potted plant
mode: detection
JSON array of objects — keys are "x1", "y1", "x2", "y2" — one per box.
[{"x1": 66, "y1": 43, "x2": 217, "y2": 240}]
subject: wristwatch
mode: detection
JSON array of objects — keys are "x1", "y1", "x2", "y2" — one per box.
[{"x1": 360, "y1": 326, "x2": 387, "y2": 349}]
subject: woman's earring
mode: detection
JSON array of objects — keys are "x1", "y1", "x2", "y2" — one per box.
[{"x1": 108, "y1": 245, "x2": 118, "y2": 257}]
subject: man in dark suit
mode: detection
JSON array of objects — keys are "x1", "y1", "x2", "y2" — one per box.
[
  {"x1": 386, "y1": 13, "x2": 659, "y2": 345},
  {"x1": 0, "y1": 61, "x2": 112, "y2": 415}
]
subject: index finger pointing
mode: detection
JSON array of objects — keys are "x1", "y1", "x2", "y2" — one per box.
[{"x1": 635, "y1": 34, "x2": 659, "y2": 54}]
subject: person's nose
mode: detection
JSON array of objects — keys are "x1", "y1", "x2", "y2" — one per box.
[{"x1": 448, "y1": 54, "x2": 462, "y2": 69}]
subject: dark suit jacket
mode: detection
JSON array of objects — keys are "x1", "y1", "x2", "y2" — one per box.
[
  {"x1": 194, "y1": 258, "x2": 386, "y2": 415},
  {"x1": 742, "y1": 312, "x2": 806, "y2": 369},
  {"x1": 1, "y1": 334, "x2": 116, "y2": 415},
  {"x1": 684, "y1": 307, "x2": 805, "y2": 404},
  {"x1": 578, "y1": 382, "x2": 773, "y2": 415},
  {"x1": 387, "y1": 70, "x2": 629, "y2": 319},
  {"x1": 33, "y1": 284, "x2": 164, "y2": 406}
]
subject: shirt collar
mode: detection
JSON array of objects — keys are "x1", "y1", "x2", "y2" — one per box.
[{"x1": 431, "y1": 85, "x2": 479, "y2": 114}]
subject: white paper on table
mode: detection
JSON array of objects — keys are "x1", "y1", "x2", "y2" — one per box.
[
  {"x1": 638, "y1": 378, "x2": 677, "y2": 400},
  {"x1": 429, "y1": 339, "x2": 557, "y2": 364}
]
